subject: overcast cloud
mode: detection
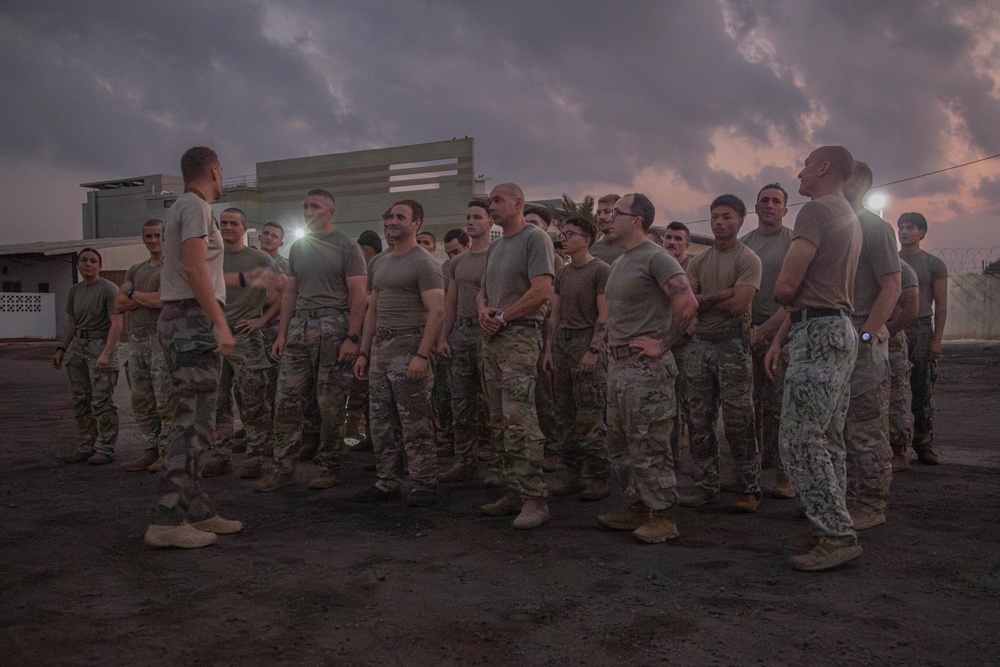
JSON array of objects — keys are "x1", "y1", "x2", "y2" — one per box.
[{"x1": 1, "y1": 0, "x2": 998, "y2": 250}]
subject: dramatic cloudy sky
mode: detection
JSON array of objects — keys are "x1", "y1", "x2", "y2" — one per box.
[{"x1": 2, "y1": 0, "x2": 999, "y2": 254}]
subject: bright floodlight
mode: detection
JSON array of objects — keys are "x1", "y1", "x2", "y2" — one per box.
[
  {"x1": 867, "y1": 193, "x2": 887, "y2": 211},
  {"x1": 295, "y1": 228, "x2": 307, "y2": 239}
]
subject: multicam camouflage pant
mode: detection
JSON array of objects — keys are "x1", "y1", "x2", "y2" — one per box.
[
  {"x1": 369, "y1": 332, "x2": 437, "y2": 491},
  {"x1": 153, "y1": 300, "x2": 219, "y2": 525},
  {"x1": 216, "y1": 330, "x2": 274, "y2": 459},
  {"x1": 905, "y1": 319, "x2": 936, "y2": 453},
  {"x1": 845, "y1": 322, "x2": 893, "y2": 513},
  {"x1": 670, "y1": 338, "x2": 691, "y2": 469},
  {"x1": 536, "y1": 324, "x2": 562, "y2": 453},
  {"x1": 126, "y1": 331, "x2": 169, "y2": 453},
  {"x1": 606, "y1": 351, "x2": 678, "y2": 510},
  {"x1": 65, "y1": 336, "x2": 120, "y2": 455},
  {"x1": 481, "y1": 325, "x2": 547, "y2": 498},
  {"x1": 683, "y1": 335, "x2": 760, "y2": 497},
  {"x1": 751, "y1": 340, "x2": 786, "y2": 471},
  {"x1": 779, "y1": 315, "x2": 858, "y2": 544},
  {"x1": 888, "y1": 331, "x2": 914, "y2": 456},
  {"x1": 432, "y1": 352, "x2": 453, "y2": 442},
  {"x1": 448, "y1": 320, "x2": 493, "y2": 466},
  {"x1": 272, "y1": 313, "x2": 353, "y2": 473},
  {"x1": 551, "y1": 329, "x2": 608, "y2": 479}
]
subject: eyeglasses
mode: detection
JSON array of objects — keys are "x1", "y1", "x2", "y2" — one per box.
[
  {"x1": 558, "y1": 229, "x2": 588, "y2": 240},
  {"x1": 609, "y1": 208, "x2": 636, "y2": 221}
]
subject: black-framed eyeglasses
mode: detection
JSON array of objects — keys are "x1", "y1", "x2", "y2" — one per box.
[
  {"x1": 558, "y1": 229, "x2": 588, "y2": 240},
  {"x1": 609, "y1": 208, "x2": 636, "y2": 221}
]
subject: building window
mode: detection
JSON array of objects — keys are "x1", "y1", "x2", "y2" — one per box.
[
  {"x1": 37, "y1": 283, "x2": 49, "y2": 293},
  {"x1": 3, "y1": 281, "x2": 23, "y2": 293}
]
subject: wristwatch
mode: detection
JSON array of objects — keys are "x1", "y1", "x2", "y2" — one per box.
[
  {"x1": 347, "y1": 334, "x2": 361, "y2": 344},
  {"x1": 860, "y1": 331, "x2": 873, "y2": 344},
  {"x1": 493, "y1": 310, "x2": 506, "y2": 326},
  {"x1": 126, "y1": 288, "x2": 136, "y2": 300},
  {"x1": 589, "y1": 347, "x2": 601, "y2": 355}
]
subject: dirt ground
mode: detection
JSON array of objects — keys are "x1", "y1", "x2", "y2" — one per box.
[{"x1": 1, "y1": 341, "x2": 998, "y2": 666}]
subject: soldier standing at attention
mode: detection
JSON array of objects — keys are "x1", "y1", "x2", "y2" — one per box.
[
  {"x1": 54, "y1": 248, "x2": 123, "y2": 466},
  {"x1": 117, "y1": 220, "x2": 169, "y2": 472},
  {"x1": 765, "y1": 145, "x2": 862, "y2": 571},
  {"x1": 145, "y1": 146, "x2": 241, "y2": 549},
  {"x1": 842, "y1": 162, "x2": 902, "y2": 530},
  {"x1": 740, "y1": 184, "x2": 795, "y2": 498},
  {"x1": 354, "y1": 199, "x2": 444, "y2": 506},
  {"x1": 254, "y1": 189, "x2": 367, "y2": 492},
  {"x1": 437, "y1": 202, "x2": 497, "y2": 484},
  {"x1": 542, "y1": 215, "x2": 612, "y2": 501},
  {"x1": 897, "y1": 212, "x2": 948, "y2": 465},
  {"x1": 678, "y1": 195, "x2": 762, "y2": 512},
  {"x1": 590, "y1": 194, "x2": 625, "y2": 265},
  {"x1": 595, "y1": 193, "x2": 697, "y2": 543},
  {"x1": 210, "y1": 208, "x2": 280, "y2": 479},
  {"x1": 478, "y1": 183, "x2": 555, "y2": 529}
]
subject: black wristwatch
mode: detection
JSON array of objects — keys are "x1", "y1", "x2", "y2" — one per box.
[
  {"x1": 860, "y1": 331, "x2": 873, "y2": 344},
  {"x1": 589, "y1": 347, "x2": 601, "y2": 355},
  {"x1": 347, "y1": 334, "x2": 361, "y2": 344},
  {"x1": 126, "y1": 288, "x2": 136, "y2": 300}
]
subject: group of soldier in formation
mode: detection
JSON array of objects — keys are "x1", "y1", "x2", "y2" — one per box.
[{"x1": 54, "y1": 144, "x2": 947, "y2": 572}]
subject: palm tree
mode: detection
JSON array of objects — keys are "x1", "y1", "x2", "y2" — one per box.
[{"x1": 548, "y1": 194, "x2": 597, "y2": 225}]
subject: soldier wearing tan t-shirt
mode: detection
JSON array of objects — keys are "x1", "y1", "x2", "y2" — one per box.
[
  {"x1": 437, "y1": 202, "x2": 495, "y2": 483},
  {"x1": 765, "y1": 145, "x2": 862, "y2": 572},
  {"x1": 887, "y1": 261, "x2": 919, "y2": 472},
  {"x1": 354, "y1": 199, "x2": 445, "y2": 506},
  {"x1": 678, "y1": 195, "x2": 762, "y2": 513}
]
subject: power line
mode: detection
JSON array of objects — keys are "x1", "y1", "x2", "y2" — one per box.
[{"x1": 682, "y1": 150, "x2": 1000, "y2": 225}]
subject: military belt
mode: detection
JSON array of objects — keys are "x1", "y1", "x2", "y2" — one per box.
[
  {"x1": 376, "y1": 325, "x2": 424, "y2": 340},
  {"x1": 916, "y1": 315, "x2": 933, "y2": 325},
  {"x1": 556, "y1": 326, "x2": 594, "y2": 341},
  {"x1": 294, "y1": 307, "x2": 346, "y2": 319},
  {"x1": 505, "y1": 320, "x2": 541, "y2": 330},
  {"x1": 607, "y1": 344, "x2": 640, "y2": 360},
  {"x1": 76, "y1": 329, "x2": 109, "y2": 340},
  {"x1": 790, "y1": 307, "x2": 846, "y2": 324}
]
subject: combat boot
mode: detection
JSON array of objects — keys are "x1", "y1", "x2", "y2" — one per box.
[
  {"x1": 481, "y1": 493, "x2": 523, "y2": 516},
  {"x1": 549, "y1": 470, "x2": 586, "y2": 497},
  {"x1": 916, "y1": 448, "x2": 940, "y2": 465},
  {"x1": 765, "y1": 469, "x2": 796, "y2": 499},
  {"x1": 850, "y1": 505, "x2": 887, "y2": 531},
  {"x1": 730, "y1": 494, "x2": 761, "y2": 513},
  {"x1": 253, "y1": 468, "x2": 295, "y2": 492},
  {"x1": 440, "y1": 462, "x2": 477, "y2": 483},
  {"x1": 200, "y1": 450, "x2": 232, "y2": 477},
  {"x1": 481, "y1": 469, "x2": 505, "y2": 489},
  {"x1": 147, "y1": 452, "x2": 164, "y2": 472},
  {"x1": 239, "y1": 458, "x2": 263, "y2": 479},
  {"x1": 298, "y1": 431, "x2": 321, "y2": 462},
  {"x1": 308, "y1": 471, "x2": 340, "y2": 490},
  {"x1": 790, "y1": 539, "x2": 863, "y2": 572},
  {"x1": 512, "y1": 498, "x2": 550, "y2": 529},
  {"x1": 596, "y1": 501, "x2": 647, "y2": 531},
  {"x1": 677, "y1": 488, "x2": 720, "y2": 507},
  {"x1": 144, "y1": 524, "x2": 217, "y2": 549},
  {"x1": 890, "y1": 453, "x2": 911, "y2": 472},
  {"x1": 190, "y1": 515, "x2": 244, "y2": 534},
  {"x1": 579, "y1": 478, "x2": 611, "y2": 502},
  {"x1": 121, "y1": 448, "x2": 159, "y2": 472},
  {"x1": 632, "y1": 507, "x2": 680, "y2": 543}
]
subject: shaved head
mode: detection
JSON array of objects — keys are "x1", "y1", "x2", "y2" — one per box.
[
  {"x1": 493, "y1": 182, "x2": 524, "y2": 202},
  {"x1": 813, "y1": 145, "x2": 855, "y2": 182}
]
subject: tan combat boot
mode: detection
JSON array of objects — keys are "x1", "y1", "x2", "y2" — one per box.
[
  {"x1": 730, "y1": 494, "x2": 761, "y2": 513},
  {"x1": 549, "y1": 470, "x2": 586, "y2": 497},
  {"x1": 890, "y1": 452, "x2": 911, "y2": 472},
  {"x1": 440, "y1": 461, "x2": 477, "y2": 483},
  {"x1": 253, "y1": 467, "x2": 295, "y2": 492},
  {"x1": 308, "y1": 471, "x2": 340, "y2": 490},
  {"x1": 790, "y1": 540, "x2": 863, "y2": 572},
  {"x1": 596, "y1": 501, "x2": 647, "y2": 531},
  {"x1": 512, "y1": 497, "x2": 550, "y2": 529},
  {"x1": 190, "y1": 515, "x2": 244, "y2": 534},
  {"x1": 632, "y1": 507, "x2": 680, "y2": 544},
  {"x1": 765, "y1": 469, "x2": 797, "y2": 499},
  {"x1": 480, "y1": 493, "x2": 523, "y2": 516},
  {"x1": 579, "y1": 478, "x2": 611, "y2": 502},
  {"x1": 144, "y1": 524, "x2": 217, "y2": 549},
  {"x1": 147, "y1": 451, "x2": 164, "y2": 472},
  {"x1": 121, "y1": 448, "x2": 159, "y2": 472}
]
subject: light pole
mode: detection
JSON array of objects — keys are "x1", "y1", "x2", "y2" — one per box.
[{"x1": 866, "y1": 193, "x2": 887, "y2": 219}]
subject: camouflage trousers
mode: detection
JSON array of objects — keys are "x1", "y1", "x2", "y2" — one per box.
[
  {"x1": 606, "y1": 351, "x2": 678, "y2": 510},
  {"x1": 779, "y1": 316, "x2": 858, "y2": 544},
  {"x1": 261, "y1": 319, "x2": 281, "y2": 418},
  {"x1": 432, "y1": 352, "x2": 453, "y2": 441},
  {"x1": 536, "y1": 325, "x2": 562, "y2": 453},
  {"x1": 552, "y1": 329, "x2": 609, "y2": 479},
  {"x1": 845, "y1": 322, "x2": 893, "y2": 513},
  {"x1": 905, "y1": 320, "x2": 936, "y2": 453},
  {"x1": 888, "y1": 331, "x2": 914, "y2": 456},
  {"x1": 369, "y1": 332, "x2": 437, "y2": 491},
  {"x1": 448, "y1": 320, "x2": 493, "y2": 466},
  {"x1": 272, "y1": 313, "x2": 353, "y2": 473},
  {"x1": 65, "y1": 336, "x2": 120, "y2": 455},
  {"x1": 345, "y1": 376, "x2": 369, "y2": 442},
  {"x1": 481, "y1": 325, "x2": 547, "y2": 498},
  {"x1": 751, "y1": 341, "x2": 787, "y2": 471},
  {"x1": 670, "y1": 339, "x2": 692, "y2": 469},
  {"x1": 125, "y1": 331, "x2": 169, "y2": 454},
  {"x1": 216, "y1": 330, "x2": 274, "y2": 459},
  {"x1": 153, "y1": 300, "x2": 219, "y2": 525},
  {"x1": 684, "y1": 335, "x2": 760, "y2": 496}
]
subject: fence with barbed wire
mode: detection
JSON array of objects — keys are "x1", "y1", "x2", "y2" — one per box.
[{"x1": 933, "y1": 247, "x2": 1000, "y2": 340}]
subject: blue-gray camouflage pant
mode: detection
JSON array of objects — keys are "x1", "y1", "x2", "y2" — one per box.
[{"x1": 779, "y1": 315, "x2": 858, "y2": 544}]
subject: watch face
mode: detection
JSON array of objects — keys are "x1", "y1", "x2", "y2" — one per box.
[{"x1": 861, "y1": 332, "x2": 873, "y2": 342}]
